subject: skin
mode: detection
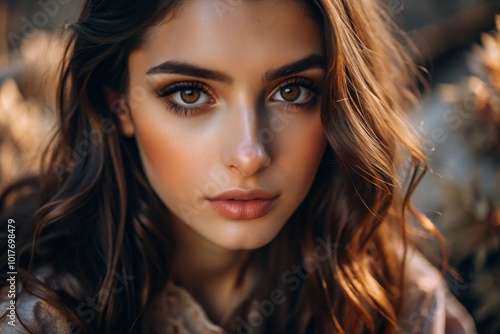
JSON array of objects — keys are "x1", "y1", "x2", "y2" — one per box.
[{"x1": 114, "y1": 0, "x2": 326, "y2": 323}]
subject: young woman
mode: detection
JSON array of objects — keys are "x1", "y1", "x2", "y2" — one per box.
[{"x1": 0, "y1": 0, "x2": 477, "y2": 333}]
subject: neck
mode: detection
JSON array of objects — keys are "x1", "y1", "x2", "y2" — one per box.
[{"x1": 170, "y1": 214, "x2": 252, "y2": 324}]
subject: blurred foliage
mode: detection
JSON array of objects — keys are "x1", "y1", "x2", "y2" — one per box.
[{"x1": 437, "y1": 17, "x2": 500, "y2": 334}]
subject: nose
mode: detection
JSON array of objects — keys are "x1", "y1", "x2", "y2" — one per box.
[{"x1": 223, "y1": 102, "x2": 271, "y2": 177}]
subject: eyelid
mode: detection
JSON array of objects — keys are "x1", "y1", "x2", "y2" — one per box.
[
  {"x1": 269, "y1": 76, "x2": 321, "y2": 102},
  {"x1": 154, "y1": 76, "x2": 321, "y2": 116},
  {"x1": 154, "y1": 80, "x2": 217, "y2": 116},
  {"x1": 273, "y1": 76, "x2": 320, "y2": 95},
  {"x1": 154, "y1": 80, "x2": 215, "y2": 99}
]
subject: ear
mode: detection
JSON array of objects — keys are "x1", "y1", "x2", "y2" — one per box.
[{"x1": 105, "y1": 87, "x2": 135, "y2": 137}]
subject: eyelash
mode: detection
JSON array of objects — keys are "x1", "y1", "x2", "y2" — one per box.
[
  {"x1": 275, "y1": 77, "x2": 320, "y2": 109},
  {"x1": 154, "y1": 77, "x2": 321, "y2": 116},
  {"x1": 154, "y1": 81, "x2": 214, "y2": 116}
]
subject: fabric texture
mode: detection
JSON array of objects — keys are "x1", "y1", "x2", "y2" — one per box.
[
  {"x1": 398, "y1": 249, "x2": 477, "y2": 334},
  {"x1": 0, "y1": 286, "x2": 72, "y2": 333},
  {"x1": 0, "y1": 251, "x2": 477, "y2": 333}
]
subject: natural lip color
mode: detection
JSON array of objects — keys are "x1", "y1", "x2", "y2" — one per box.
[{"x1": 208, "y1": 189, "x2": 279, "y2": 220}]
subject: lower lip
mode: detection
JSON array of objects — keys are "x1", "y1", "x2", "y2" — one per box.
[{"x1": 209, "y1": 198, "x2": 278, "y2": 220}]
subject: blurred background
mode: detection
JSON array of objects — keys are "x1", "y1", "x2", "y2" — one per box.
[{"x1": 0, "y1": 0, "x2": 499, "y2": 332}]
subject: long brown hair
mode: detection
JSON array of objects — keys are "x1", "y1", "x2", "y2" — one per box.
[{"x1": 1, "y1": 0, "x2": 445, "y2": 333}]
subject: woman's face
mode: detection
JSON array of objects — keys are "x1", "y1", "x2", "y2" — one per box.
[{"x1": 122, "y1": 0, "x2": 326, "y2": 250}]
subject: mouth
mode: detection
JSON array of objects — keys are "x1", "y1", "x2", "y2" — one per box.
[{"x1": 208, "y1": 189, "x2": 279, "y2": 220}]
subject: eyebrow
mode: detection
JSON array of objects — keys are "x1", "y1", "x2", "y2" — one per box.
[
  {"x1": 145, "y1": 54, "x2": 326, "y2": 83},
  {"x1": 146, "y1": 60, "x2": 232, "y2": 83},
  {"x1": 264, "y1": 54, "x2": 325, "y2": 82}
]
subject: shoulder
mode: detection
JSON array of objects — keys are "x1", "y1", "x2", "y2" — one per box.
[
  {"x1": 143, "y1": 282, "x2": 224, "y2": 334},
  {"x1": 0, "y1": 268, "x2": 78, "y2": 334},
  {"x1": 0, "y1": 289, "x2": 73, "y2": 334},
  {"x1": 399, "y1": 249, "x2": 477, "y2": 334}
]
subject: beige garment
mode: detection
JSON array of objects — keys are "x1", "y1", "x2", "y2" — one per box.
[
  {"x1": 142, "y1": 282, "x2": 225, "y2": 334},
  {"x1": 398, "y1": 249, "x2": 477, "y2": 334},
  {"x1": 0, "y1": 251, "x2": 477, "y2": 333},
  {"x1": 143, "y1": 250, "x2": 477, "y2": 333}
]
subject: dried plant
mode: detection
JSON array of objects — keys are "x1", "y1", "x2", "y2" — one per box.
[
  {"x1": 0, "y1": 31, "x2": 63, "y2": 188},
  {"x1": 437, "y1": 16, "x2": 500, "y2": 333}
]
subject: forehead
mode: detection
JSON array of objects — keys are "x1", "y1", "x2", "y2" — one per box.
[{"x1": 133, "y1": 0, "x2": 323, "y2": 75}]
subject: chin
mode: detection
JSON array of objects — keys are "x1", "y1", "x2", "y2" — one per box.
[
  {"x1": 214, "y1": 238, "x2": 275, "y2": 251},
  {"x1": 208, "y1": 219, "x2": 285, "y2": 250}
]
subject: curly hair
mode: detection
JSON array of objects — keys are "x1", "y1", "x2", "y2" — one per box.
[{"x1": 0, "y1": 0, "x2": 446, "y2": 333}]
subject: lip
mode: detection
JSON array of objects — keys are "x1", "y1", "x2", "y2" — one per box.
[{"x1": 208, "y1": 189, "x2": 279, "y2": 220}]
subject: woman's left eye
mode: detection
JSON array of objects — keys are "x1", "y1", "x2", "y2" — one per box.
[{"x1": 273, "y1": 85, "x2": 315, "y2": 104}]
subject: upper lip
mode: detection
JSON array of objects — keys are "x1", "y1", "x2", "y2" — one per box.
[{"x1": 208, "y1": 189, "x2": 278, "y2": 201}]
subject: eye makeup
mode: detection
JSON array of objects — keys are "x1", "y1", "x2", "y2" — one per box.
[
  {"x1": 271, "y1": 76, "x2": 321, "y2": 110},
  {"x1": 154, "y1": 76, "x2": 322, "y2": 116},
  {"x1": 154, "y1": 80, "x2": 217, "y2": 116}
]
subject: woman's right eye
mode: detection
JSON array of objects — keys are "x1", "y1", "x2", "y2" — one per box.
[{"x1": 155, "y1": 81, "x2": 216, "y2": 116}]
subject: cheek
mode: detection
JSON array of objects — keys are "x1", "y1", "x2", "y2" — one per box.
[
  {"x1": 131, "y1": 111, "x2": 207, "y2": 209},
  {"x1": 138, "y1": 134, "x2": 185, "y2": 206},
  {"x1": 130, "y1": 96, "x2": 326, "y2": 220},
  {"x1": 276, "y1": 112, "x2": 327, "y2": 184}
]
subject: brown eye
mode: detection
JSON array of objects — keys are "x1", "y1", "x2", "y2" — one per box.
[
  {"x1": 180, "y1": 89, "x2": 200, "y2": 104},
  {"x1": 272, "y1": 84, "x2": 314, "y2": 105},
  {"x1": 280, "y1": 86, "x2": 301, "y2": 102}
]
